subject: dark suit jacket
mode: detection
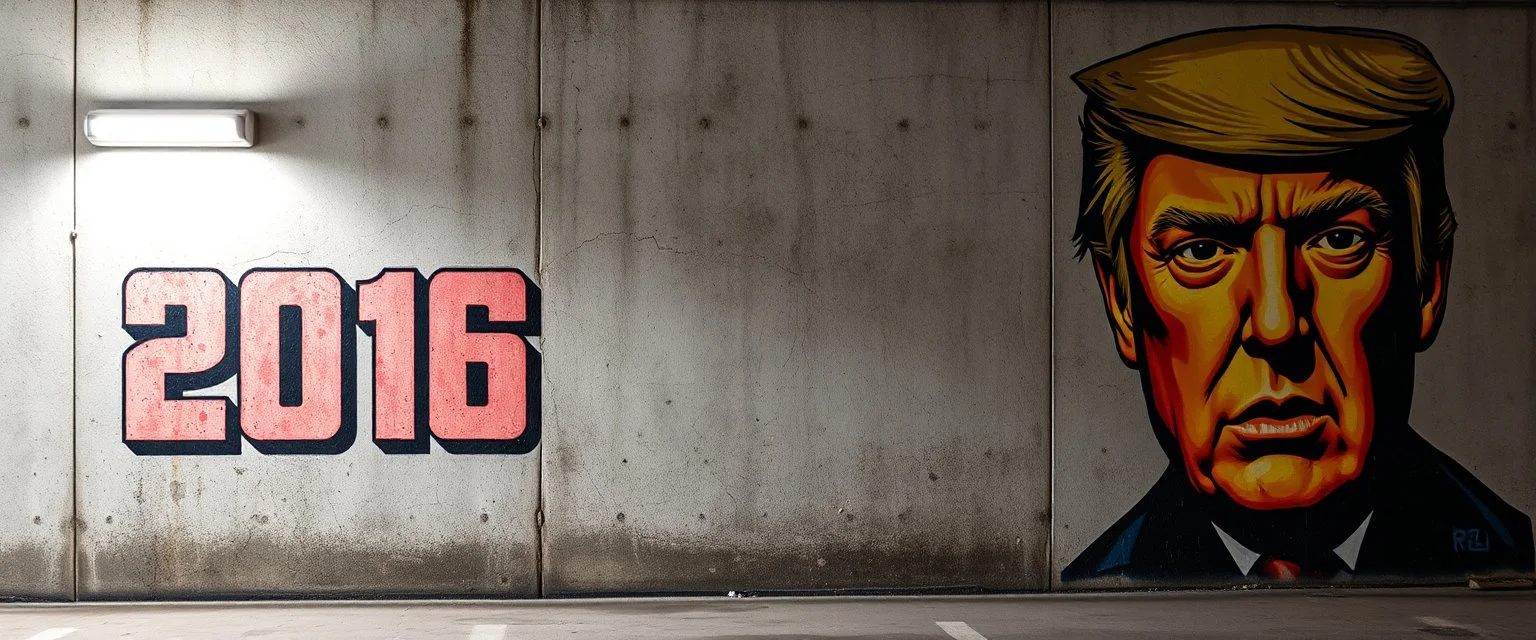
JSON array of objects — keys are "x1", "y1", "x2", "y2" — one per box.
[{"x1": 1062, "y1": 427, "x2": 1534, "y2": 585}]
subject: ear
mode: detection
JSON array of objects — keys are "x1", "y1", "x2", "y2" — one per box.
[
  {"x1": 1418, "y1": 247, "x2": 1452, "y2": 349},
  {"x1": 1093, "y1": 258, "x2": 1139, "y2": 367}
]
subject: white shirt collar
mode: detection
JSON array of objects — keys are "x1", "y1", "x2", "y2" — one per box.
[
  {"x1": 1333, "y1": 512, "x2": 1373, "y2": 569},
  {"x1": 1211, "y1": 512, "x2": 1373, "y2": 575}
]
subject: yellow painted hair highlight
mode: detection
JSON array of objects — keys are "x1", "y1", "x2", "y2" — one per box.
[{"x1": 1072, "y1": 25, "x2": 1457, "y2": 300}]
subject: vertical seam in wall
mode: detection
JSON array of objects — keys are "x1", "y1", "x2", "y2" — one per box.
[
  {"x1": 1045, "y1": 0, "x2": 1056, "y2": 593},
  {"x1": 533, "y1": 0, "x2": 546, "y2": 600},
  {"x1": 534, "y1": 0, "x2": 544, "y2": 281},
  {"x1": 69, "y1": 0, "x2": 80, "y2": 602}
]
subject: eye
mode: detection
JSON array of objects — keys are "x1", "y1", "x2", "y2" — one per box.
[
  {"x1": 1318, "y1": 229, "x2": 1365, "y2": 251},
  {"x1": 1176, "y1": 240, "x2": 1225, "y2": 262},
  {"x1": 1165, "y1": 238, "x2": 1235, "y2": 286}
]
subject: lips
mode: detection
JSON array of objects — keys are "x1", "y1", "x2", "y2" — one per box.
[{"x1": 1221, "y1": 396, "x2": 1336, "y2": 460}]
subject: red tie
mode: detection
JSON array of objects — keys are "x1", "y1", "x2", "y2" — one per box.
[
  {"x1": 1258, "y1": 557, "x2": 1303, "y2": 581},
  {"x1": 1255, "y1": 554, "x2": 1344, "y2": 581}
]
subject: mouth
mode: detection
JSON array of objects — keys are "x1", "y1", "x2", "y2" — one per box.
[{"x1": 1221, "y1": 396, "x2": 1335, "y2": 460}]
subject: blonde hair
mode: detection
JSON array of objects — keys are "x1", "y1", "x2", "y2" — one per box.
[{"x1": 1072, "y1": 26, "x2": 1457, "y2": 301}]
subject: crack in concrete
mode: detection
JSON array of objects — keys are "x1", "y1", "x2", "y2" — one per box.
[{"x1": 233, "y1": 249, "x2": 315, "y2": 266}]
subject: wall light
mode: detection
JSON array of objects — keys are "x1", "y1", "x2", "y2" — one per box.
[{"x1": 84, "y1": 109, "x2": 257, "y2": 148}]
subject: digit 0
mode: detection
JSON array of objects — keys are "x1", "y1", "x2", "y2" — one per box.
[{"x1": 238, "y1": 269, "x2": 344, "y2": 443}]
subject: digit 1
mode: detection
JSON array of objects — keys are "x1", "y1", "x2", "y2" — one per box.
[
  {"x1": 428, "y1": 270, "x2": 531, "y2": 441},
  {"x1": 239, "y1": 269, "x2": 343, "y2": 441},
  {"x1": 123, "y1": 269, "x2": 233, "y2": 443},
  {"x1": 357, "y1": 270, "x2": 421, "y2": 442}
]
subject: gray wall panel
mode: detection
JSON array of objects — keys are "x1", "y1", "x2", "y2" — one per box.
[
  {"x1": 540, "y1": 0, "x2": 1052, "y2": 594},
  {"x1": 73, "y1": 0, "x2": 541, "y2": 597},
  {"x1": 0, "y1": 0, "x2": 75, "y2": 601}
]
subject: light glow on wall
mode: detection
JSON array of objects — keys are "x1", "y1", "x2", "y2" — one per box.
[{"x1": 84, "y1": 109, "x2": 256, "y2": 148}]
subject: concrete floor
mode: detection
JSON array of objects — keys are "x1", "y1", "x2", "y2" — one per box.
[{"x1": 0, "y1": 589, "x2": 1530, "y2": 639}]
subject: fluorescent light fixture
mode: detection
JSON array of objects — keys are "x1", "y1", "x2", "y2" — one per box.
[{"x1": 84, "y1": 109, "x2": 256, "y2": 148}]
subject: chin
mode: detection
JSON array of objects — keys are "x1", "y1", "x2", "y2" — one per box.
[{"x1": 1211, "y1": 454, "x2": 1356, "y2": 511}]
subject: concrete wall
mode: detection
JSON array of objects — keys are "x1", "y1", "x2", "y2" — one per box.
[{"x1": 0, "y1": 0, "x2": 1526, "y2": 599}]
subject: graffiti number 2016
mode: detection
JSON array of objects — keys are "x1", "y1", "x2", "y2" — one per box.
[{"x1": 122, "y1": 267, "x2": 540, "y2": 455}]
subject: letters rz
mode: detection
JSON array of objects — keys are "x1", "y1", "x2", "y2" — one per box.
[
  {"x1": 121, "y1": 267, "x2": 541, "y2": 456},
  {"x1": 1452, "y1": 528, "x2": 1490, "y2": 553}
]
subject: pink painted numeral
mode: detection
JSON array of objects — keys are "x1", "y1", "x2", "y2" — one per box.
[
  {"x1": 239, "y1": 270, "x2": 343, "y2": 441},
  {"x1": 428, "y1": 271, "x2": 529, "y2": 440},
  {"x1": 358, "y1": 270, "x2": 417, "y2": 441},
  {"x1": 123, "y1": 270, "x2": 230, "y2": 441}
]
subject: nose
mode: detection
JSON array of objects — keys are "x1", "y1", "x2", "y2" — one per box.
[{"x1": 1247, "y1": 226, "x2": 1300, "y2": 346}]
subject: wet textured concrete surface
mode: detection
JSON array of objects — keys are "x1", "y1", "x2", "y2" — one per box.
[{"x1": 0, "y1": 588, "x2": 1532, "y2": 639}]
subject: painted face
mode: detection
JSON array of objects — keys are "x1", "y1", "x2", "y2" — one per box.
[{"x1": 1126, "y1": 154, "x2": 1396, "y2": 511}]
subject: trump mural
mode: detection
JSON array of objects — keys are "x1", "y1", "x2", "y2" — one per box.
[{"x1": 1059, "y1": 25, "x2": 1534, "y2": 585}]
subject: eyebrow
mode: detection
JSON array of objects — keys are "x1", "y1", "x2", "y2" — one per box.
[
  {"x1": 1146, "y1": 186, "x2": 1392, "y2": 244},
  {"x1": 1147, "y1": 207, "x2": 1259, "y2": 246},
  {"x1": 1286, "y1": 185, "x2": 1392, "y2": 236}
]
